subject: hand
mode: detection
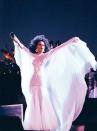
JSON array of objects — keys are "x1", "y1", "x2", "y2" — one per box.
[
  {"x1": 72, "y1": 37, "x2": 79, "y2": 43},
  {"x1": 10, "y1": 32, "x2": 14, "y2": 38}
]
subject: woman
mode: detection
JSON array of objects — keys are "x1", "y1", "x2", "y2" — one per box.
[{"x1": 10, "y1": 33, "x2": 97, "y2": 131}]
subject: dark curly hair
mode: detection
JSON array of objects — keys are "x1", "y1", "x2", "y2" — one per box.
[{"x1": 28, "y1": 35, "x2": 51, "y2": 53}]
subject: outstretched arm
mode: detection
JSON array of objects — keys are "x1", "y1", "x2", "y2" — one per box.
[
  {"x1": 46, "y1": 37, "x2": 79, "y2": 56},
  {"x1": 10, "y1": 32, "x2": 34, "y2": 67},
  {"x1": 10, "y1": 32, "x2": 29, "y2": 51},
  {"x1": 45, "y1": 37, "x2": 97, "y2": 71},
  {"x1": 10, "y1": 33, "x2": 35, "y2": 56},
  {"x1": 10, "y1": 32, "x2": 24, "y2": 67}
]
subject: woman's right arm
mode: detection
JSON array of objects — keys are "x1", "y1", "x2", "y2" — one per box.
[
  {"x1": 10, "y1": 33, "x2": 35, "y2": 56},
  {"x1": 10, "y1": 32, "x2": 29, "y2": 51},
  {"x1": 10, "y1": 33, "x2": 24, "y2": 67},
  {"x1": 10, "y1": 33, "x2": 34, "y2": 67}
]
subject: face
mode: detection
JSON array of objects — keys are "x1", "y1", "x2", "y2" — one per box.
[{"x1": 36, "y1": 41, "x2": 45, "y2": 54}]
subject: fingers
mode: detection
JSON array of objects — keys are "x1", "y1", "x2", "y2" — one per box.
[{"x1": 10, "y1": 32, "x2": 14, "y2": 38}]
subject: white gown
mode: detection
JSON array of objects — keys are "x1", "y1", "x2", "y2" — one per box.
[{"x1": 12, "y1": 36, "x2": 97, "y2": 131}]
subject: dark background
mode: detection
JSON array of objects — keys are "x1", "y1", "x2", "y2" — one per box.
[
  {"x1": 0, "y1": 1, "x2": 97, "y2": 130},
  {"x1": 0, "y1": 0, "x2": 97, "y2": 58}
]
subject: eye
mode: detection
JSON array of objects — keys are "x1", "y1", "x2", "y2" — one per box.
[{"x1": 38, "y1": 44, "x2": 41, "y2": 46}]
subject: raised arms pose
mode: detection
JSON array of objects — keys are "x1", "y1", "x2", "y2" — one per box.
[{"x1": 10, "y1": 33, "x2": 97, "y2": 131}]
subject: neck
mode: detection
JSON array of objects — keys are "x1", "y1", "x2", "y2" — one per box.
[{"x1": 36, "y1": 52, "x2": 43, "y2": 55}]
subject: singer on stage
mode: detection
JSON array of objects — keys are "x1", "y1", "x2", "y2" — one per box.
[{"x1": 10, "y1": 33, "x2": 97, "y2": 131}]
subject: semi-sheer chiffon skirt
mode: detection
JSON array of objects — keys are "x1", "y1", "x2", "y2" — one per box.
[{"x1": 23, "y1": 86, "x2": 58, "y2": 130}]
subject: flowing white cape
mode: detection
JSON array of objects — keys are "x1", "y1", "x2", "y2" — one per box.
[{"x1": 13, "y1": 36, "x2": 97, "y2": 131}]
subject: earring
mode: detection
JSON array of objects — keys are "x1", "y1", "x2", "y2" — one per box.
[{"x1": 35, "y1": 49, "x2": 38, "y2": 52}]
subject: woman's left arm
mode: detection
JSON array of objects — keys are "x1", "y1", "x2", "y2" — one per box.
[{"x1": 45, "y1": 37, "x2": 79, "y2": 57}]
